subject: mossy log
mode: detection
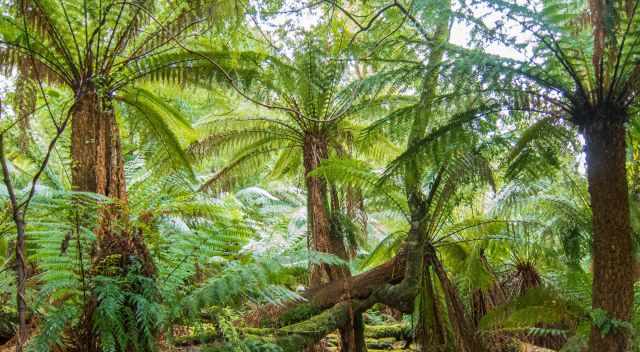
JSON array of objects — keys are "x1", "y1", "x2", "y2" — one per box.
[
  {"x1": 176, "y1": 323, "x2": 410, "y2": 345},
  {"x1": 176, "y1": 299, "x2": 410, "y2": 351},
  {"x1": 364, "y1": 324, "x2": 410, "y2": 340},
  {"x1": 366, "y1": 337, "x2": 396, "y2": 349},
  {"x1": 234, "y1": 249, "x2": 418, "y2": 351},
  {"x1": 256, "y1": 251, "x2": 409, "y2": 328},
  {"x1": 182, "y1": 250, "x2": 481, "y2": 351},
  {"x1": 257, "y1": 297, "x2": 377, "y2": 351}
]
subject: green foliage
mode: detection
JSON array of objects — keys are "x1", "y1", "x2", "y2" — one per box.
[
  {"x1": 93, "y1": 263, "x2": 163, "y2": 352},
  {"x1": 589, "y1": 308, "x2": 634, "y2": 337},
  {"x1": 479, "y1": 287, "x2": 582, "y2": 332},
  {"x1": 2, "y1": 1, "x2": 640, "y2": 351}
]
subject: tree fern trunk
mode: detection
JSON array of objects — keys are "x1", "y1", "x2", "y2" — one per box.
[
  {"x1": 15, "y1": 64, "x2": 36, "y2": 153},
  {"x1": 302, "y1": 132, "x2": 365, "y2": 351},
  {"x1": 584, "y1": 120, "x2": 634, "y2": 352},
  {"x1": 339, "y1": 312, "x2": 367, "y2": 352},
  {"x1": 302, "y1": 132, "x2": 349, "y2": 286},
  {"x1": 71, "y1": 85, "x2": 127, "y2": 207},
  {"x1": 71, "y1": 86, "x2": 155, "y2": 352},
  {"x1": 70, "y1": 85, "x2": 155, "y2": 269}
]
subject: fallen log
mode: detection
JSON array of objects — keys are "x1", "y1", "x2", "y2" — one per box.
[
  {"x1": 253, "y1": 251, "x2": 408, "y2": 328},
  {"x1": 177, "y1": 298, "x2": 413, "y2": 351},
  {"x1": 365, "y1": 324, "x2": 410, "y2": 340},
  {"x1": 195, "y1": 242, "x2": 482, "y2": 352},
  {"x1": 176, "y1": 323, "x2": 411, "y2": 346}
]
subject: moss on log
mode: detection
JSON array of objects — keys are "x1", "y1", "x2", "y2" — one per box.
[
  {"x1": 366, "y1": 337, "x2": 396, "y2": 349},
  {"x1": 365, "y1": 324, "x2": 410, "y2": 340},
  {"x1": 257, "y1": 252, "x2": 408, "y2": 328},
  {"x1": 184, "y1": 250, "x2": 422, "y2": 351}
]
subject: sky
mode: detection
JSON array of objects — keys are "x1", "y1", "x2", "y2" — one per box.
[{"x1": 257, "y1": 0, "x2": 531, "y2": 61}]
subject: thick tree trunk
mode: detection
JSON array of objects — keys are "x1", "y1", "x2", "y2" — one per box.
[
  {"x1": 340, "y1": 312, "x2": 366, "y2": 352},
  {"x1": 70, "y1": 86, "x2": 154, "y2": 352},
  {"x1": 583, "y1": 120, "x2": 634, "y2": 352},
  {"x1": 302, "y1": 132, "x2": 349, "y2": 286},
  {"x1": 71, "y1": 85, "x2": 127, "y2": 206},
  {"x1": 70, "y1": 86, "x2": 154, "y2": 270},
  {"x1": 302, "y1": 132, "x2": 364, "y2": 351}
]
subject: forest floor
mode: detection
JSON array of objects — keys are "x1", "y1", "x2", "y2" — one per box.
[
  {"x1": 0, "y1": 324, "x2": 556, "y2": 352},
  {"x1": 0, "y1": 340, "x2": 557, "y2": 352}
]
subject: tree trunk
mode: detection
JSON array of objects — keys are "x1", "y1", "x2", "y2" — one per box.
[
  {"x1": 71, "y1": 85, "x2": 127, "y2": 207},
  {"x1": 340, "y1": 312, "x2": 367, "y2": 352},
  {"x1": 302, "y1": 132, "x2": 349, "y2": 287},
  {"x1": 15, "y1": 64, "x2": 36, "y2": 153},
  {"x1": 302, "y1": 132, "x2": 364, "y2": 351},
  {"x1": 70, "y1": 86, "x2": 154, "y2": 269},
  {"x1": 13, "y1": 67, "x2": 36, "y2": 350},
  {"x1": 584, "y1": 120, "x2": 634, "y2": 352},
  {"x1": 70, "y1": 86, "x2": 154, "y2": 352},
  {"x1": 330, "y1": 185, "x2": 366, "y2": 352},
  {"x1": 13, "y1": 216, "x2": 26, "y2": 352}
]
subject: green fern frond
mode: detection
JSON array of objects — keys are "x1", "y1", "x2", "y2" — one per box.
[{"x1": 117, "y1": 87, "x2": 196, "y2": 179}]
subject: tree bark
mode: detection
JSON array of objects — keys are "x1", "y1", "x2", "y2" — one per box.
[
  {"x1": 70, "y1": 86, "x2": 154, "y2": 352},
  {"x1": 302, "y1": 132, "x2": 364, "y2": 351},
  {"x1": 15, "y1": 64, "x2": 36, "y2": 153},
  {"x1": 70, "y1": 85, "x2": 155, "y2": 271},
  {"x1": 302, "y1": 132, "x2": 349, "y2": 287},
  {"x1": 340, "y1": 311, "x2": 366, "y2": 352},
  {"x1": 71, "y1": 85, "x2": 127, "y2": 205},
  {"x1": 584, "y1": 120, "x2": 634, "y2": 352}
]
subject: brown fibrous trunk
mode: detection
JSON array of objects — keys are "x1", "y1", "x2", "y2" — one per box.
[
  {"x1": 302, "y1": 131, "x2": 364, "y2": 351},
  {"x1": 302, "y1": 132, "x2": 349, "y2": 286},
  {"x1": 583, "y1": 120, "x2": 634, "y2": 352},
  {"x1": 71, "y1": 85, "x2": 153, "y2": 272},
  {"x1": 70, "y1": 85, "x2": 154, "y2": 352}
]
